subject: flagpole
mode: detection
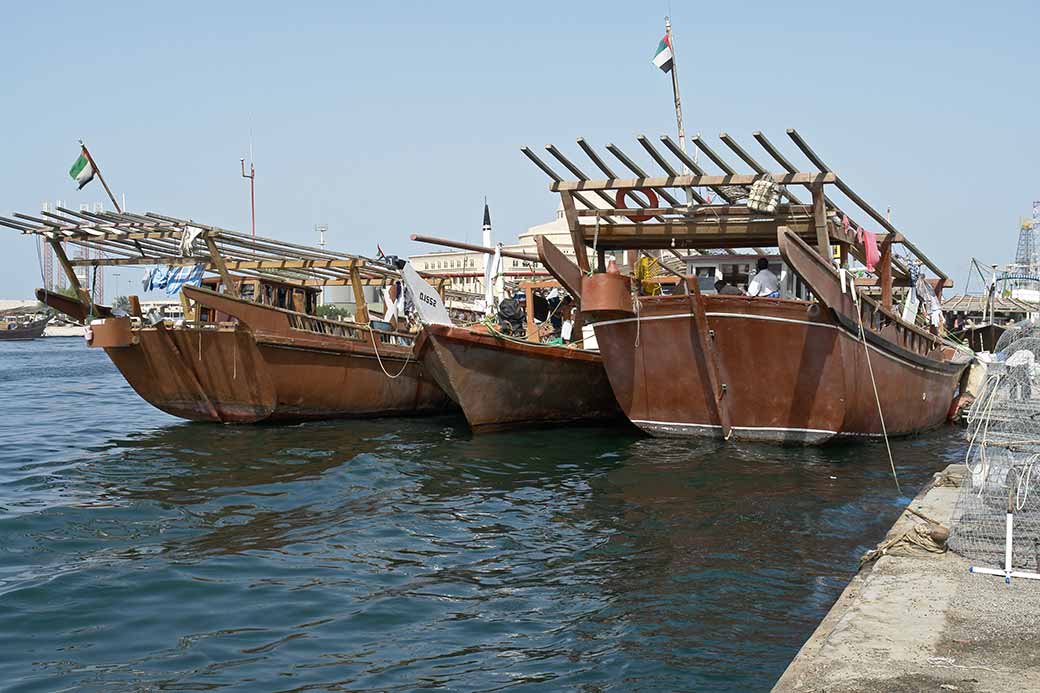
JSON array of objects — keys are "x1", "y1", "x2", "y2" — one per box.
[
  {"x1": 78, "y1": 140, "x2": 122, "y2": 213},
  {"x1": 664, "y1": 17, "x2": 694, "y2": 204}
]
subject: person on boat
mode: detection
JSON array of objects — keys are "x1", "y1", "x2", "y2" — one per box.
[
  {"x1": 746, "y1": 258, "x2": 780, "y2": 298},
  {"x1": 714, "y1": 279, "x2": 743, "y2": 296}
]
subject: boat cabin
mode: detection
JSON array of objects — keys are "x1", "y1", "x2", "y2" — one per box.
[
  {"x1": 684, "y1": 253, "x2": 812, "y2": 299},
  {"x1": 196, "y1": 275, "x2": 321, "y2": 323}
]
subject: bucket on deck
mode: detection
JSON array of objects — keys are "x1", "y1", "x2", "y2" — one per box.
[{"x1": 581, "y1": 272, "x2": 633, "y2": 321}]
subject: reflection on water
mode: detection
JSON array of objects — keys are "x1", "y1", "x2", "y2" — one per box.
[{"x1": 0, "y1": 339, "x2": 965, "y2": 691}]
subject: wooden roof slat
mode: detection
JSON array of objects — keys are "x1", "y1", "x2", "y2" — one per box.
[
  {"x1": 520, "y1": 147, "x2": 615, "y2": 225},
  {"x1": 785, "y1": 128, "x2": 946, "y2": 283},
  {"x1": 550, "y1": 172, "x2": 835, "y2": 193},
  {"x1": 658, "y1": 136, "x2": 743, "y2": 206},
  {"x1": 605, "y1": 143, "x2": 682, "y2": 208}
]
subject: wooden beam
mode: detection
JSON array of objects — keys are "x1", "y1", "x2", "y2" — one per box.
[
  {"x1": 350, "y1": 264, "x2": 370, "y2": 324},
  {"x1": 204, "y1": 237, "x2": 238, "y2": 297},
  {"x1": 811, "y1": 182, "x2": 832, "y2": 258},
  {"x1": 551, "y1": 171, "x2": 836, "y2": 193},
  {"x1": 879, "y1": 236, "x2": 894, "y2": 310},
  {"x1": 573, "y1": 204, "x2": 815, "y2": 218},
  {"x1": 49, "y1": 239, "x2": 94, "y2": 314},
  {"x1": 561, "y1": 191, "x2": 590, "y2": 273},
  {"x1": 685, "y1": 277, "x2": 732, "y2": 439},
  {"x1": 179, "y1": 290, "x2": 196, "y2": 322},
  {"x1": 525, "y1": 284, "x2": 537, "y2": 343},
  {"x1": 577, "y1": 218, "x2": 815, "y2": 246}
]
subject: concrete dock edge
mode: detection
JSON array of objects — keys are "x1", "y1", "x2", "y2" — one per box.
[{"x1": 774, "y1": 463, "x2": 1040, "y2": 692}]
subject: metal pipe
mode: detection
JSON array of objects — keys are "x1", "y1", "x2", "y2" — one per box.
[{"x1": 410, "y1": 234, "x2": 539, "y2": 262}]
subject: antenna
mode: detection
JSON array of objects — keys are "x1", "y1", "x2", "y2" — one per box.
[{"x1": 240, "y1": 152, "x2": 256, "y2": 245}]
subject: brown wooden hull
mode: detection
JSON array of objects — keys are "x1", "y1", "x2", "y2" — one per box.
[
  {"x1": 86, "y1": 290, "x2": 453, "y2": 424},
  {"x1": 593, "y1": 295, "x2": 967, "y2": 443},
  {"x1": 0, "y1": 317, "x2": 49, "y2": 340},
  {"x1": 955, "y1": 323, "x2": 1005, "y2": 353},
  {"x1": 415, "y1": 324, "x2": 623, "y2": 432}
]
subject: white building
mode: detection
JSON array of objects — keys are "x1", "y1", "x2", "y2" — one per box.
[{"x1": 408, "y1": 205, "x2": 578, "y2": 296}]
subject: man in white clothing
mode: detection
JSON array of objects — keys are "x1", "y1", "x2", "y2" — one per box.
[{"x1": 747, "y1": 258, "x2": 780, "y2": 298}]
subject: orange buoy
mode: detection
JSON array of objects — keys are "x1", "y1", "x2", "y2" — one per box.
[{"x1": 614, "y1": 189, "x2": 658, "y2": 223}]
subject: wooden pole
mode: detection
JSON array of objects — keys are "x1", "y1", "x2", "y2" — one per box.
[
  {"x1": 525, "y1": 284, "x2": 537, "y2": 343},
  {"x1": 79, "y1": 141, "x2": 147, "y2": 258},
  {"x1": 811, "y1": 182, "x2": 832, "y2": 259},
  {"x1": 685, "y1": 275, "x2": 731, "y2": 439},
  {"x1": 79, "y1": 142, "x2": 122, "y2": 213},
  {"x1": 879, "y1": 237, "x2": 893, "y2": 310},
  {"x1": 349, "y1": 263, "x2": 370, "y2": 324},
  {"x1": 49, "y1": 238, "x2": 94, "y2": 315},
  {"x1": 204, "y1": 236, "x2": 239, "y2": 297},
  {"x1": 664, "y1": 16, "x2": 694, "y2": 204},
  {"x1": 560, "y1": 191, "x2": 590, "y2": 273}
]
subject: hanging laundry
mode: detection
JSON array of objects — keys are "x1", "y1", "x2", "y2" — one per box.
[
  {"x1": 382, "y1": 286, "x2": 398, "y2": 323},
  {"x1": 859, "y1": 228, "x2": 880, "y2": 272},
  {"x1": 179, "y1": 226, "x2": 203, "y2": 257},
  {"x1": 142, "y1": 265, "x2": 170, "y2": 292},
  {"x1": 164, "y1": 264, "x2": 205, "y2": 296}
]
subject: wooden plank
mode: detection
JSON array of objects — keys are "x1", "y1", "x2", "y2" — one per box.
[
  {"x1": 525, "y1": 284, "x2": 537, "y2": 343},
  {"x1": 879, "y1": 236, "x2": 894, "y2": 310},
  {"x1": 685, "y1": 277, "x2": 732, "y2": 439},
  {"x1": 811, "y1": 182, "x2": 832, "y2": 258},
  {"x1": 205, "y1": 236, "x2": 239, "y2": 297},
  {"x1": 560, "y1": 191, "x2": 590, "y2": 273},
  {"x1": 179, "y1": 290, "x2": 196, "y2": 322},
  {"x1": 551, "y1": 172, "x2": 836, "y2": 193},
  {"x1": 350, "y1": 263, "x2": 370, "y2": 324},
  {"x1": 573, "y1": 204, "x2": 814, "y2": 218},
  {"x1": 48, "y1": 239, "x2": 94, "y2": 313}
]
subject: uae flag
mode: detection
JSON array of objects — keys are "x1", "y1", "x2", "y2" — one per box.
[
  {"x1": 652, "y1": 34, "x2": 673, "y2": 73},
  {"x1": 69, "y1": 151, "x2": 95, "y2": 189}
]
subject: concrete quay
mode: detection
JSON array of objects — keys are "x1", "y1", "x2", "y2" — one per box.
[{"x1": 776, "y1": 464, "x2": 1040, "y2": 692}]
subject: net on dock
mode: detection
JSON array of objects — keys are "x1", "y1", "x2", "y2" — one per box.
[{"x1": 949, "y1": 320, "x2": 1040, "y2": 570}]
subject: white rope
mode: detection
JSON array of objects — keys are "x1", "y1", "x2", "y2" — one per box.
[
  {"x1": 369, "y1": 328, "x2": 411, "y2": 379},
  {"x1": 1015, "y1": 453, "x2": 1040, "y2": 511},
  {"x1": 853, "y1": 287, "x2": 901, "y2": 494}
]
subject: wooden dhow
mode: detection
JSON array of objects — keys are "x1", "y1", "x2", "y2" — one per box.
[
  {"x1": 406, "y1": 235, "x2": 622, "y2": 432},
  {"x1": 524, "y1": 129, "x2": 973, "y2": 444},
  {"x1": 1, "y1": 210, "x2": 452, "y2": 422},
  {"x1": 0, "y1": 315, "x2": 50, "y2": 340}
]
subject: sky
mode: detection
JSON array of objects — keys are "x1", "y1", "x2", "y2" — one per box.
[{"x1": 1, "y1": 0, "x2": 1037, "y2": 298}]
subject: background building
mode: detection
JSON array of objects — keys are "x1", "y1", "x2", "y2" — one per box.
[{"x1": 408, "y1": 205, "x2": 577, "y2": 297}]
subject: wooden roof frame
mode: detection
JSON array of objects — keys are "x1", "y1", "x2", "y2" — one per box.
[
  {"x1": 0, "y1": 210, "x2": 402, "y2": 288},
  {"x1": 523, "y1": 129, "x2": 950, "y2": 291}
]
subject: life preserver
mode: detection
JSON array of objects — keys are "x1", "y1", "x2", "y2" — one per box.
[{"x1": 614, "y1": 188, "x2": 658, "y2": 223}]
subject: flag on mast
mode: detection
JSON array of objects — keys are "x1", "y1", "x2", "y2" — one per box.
[
  {"x1": 652, "y1": 34, "x2": 674, "y2": 73},
  {"x1": 69, "y1": 150, "x2": 95, "y2": 189}
]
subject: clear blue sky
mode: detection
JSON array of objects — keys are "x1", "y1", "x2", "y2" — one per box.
[{"x1": 1, "y1": 0, "x2": 1037, "y2": 297}]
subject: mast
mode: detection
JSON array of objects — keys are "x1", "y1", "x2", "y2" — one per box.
[
  {"x1": 240, "y1": 157, "x2": 255, "y2": 243},
  {"x1": 664, "y1": 17, "x2": 694, "y2": 203},
  {"x1": 79, "y1": 140, "x2": 122, "y2": 213}
]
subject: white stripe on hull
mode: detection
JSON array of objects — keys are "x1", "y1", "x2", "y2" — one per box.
[{"x1": 631, "y1": 419, "x2": 886, "y2": 444}]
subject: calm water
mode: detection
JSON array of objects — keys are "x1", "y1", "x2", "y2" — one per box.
[{"x1": 0, "y1": 338, "x2": 966, "y2": 692}]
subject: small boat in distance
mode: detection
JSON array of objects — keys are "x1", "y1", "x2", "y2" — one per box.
[{"x1": 0, "y1": 314, "x2": 50, "y2": 340}]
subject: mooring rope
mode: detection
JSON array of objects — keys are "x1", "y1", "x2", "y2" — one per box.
[
  {"x1": 852, "y1": 286, "x2": 901, "y2": 494},
  {"x1": 369, "y1": 328, "x2": 411, "y2": 379}
]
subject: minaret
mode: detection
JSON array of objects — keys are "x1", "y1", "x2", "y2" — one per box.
[{"x1": 482, "y1": 198, "x2": 492, "y2": 248}]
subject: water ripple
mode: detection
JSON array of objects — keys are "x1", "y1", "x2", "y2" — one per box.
[{"x1": 0, "y1": 339, "x2": 963, "y2": 691}]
